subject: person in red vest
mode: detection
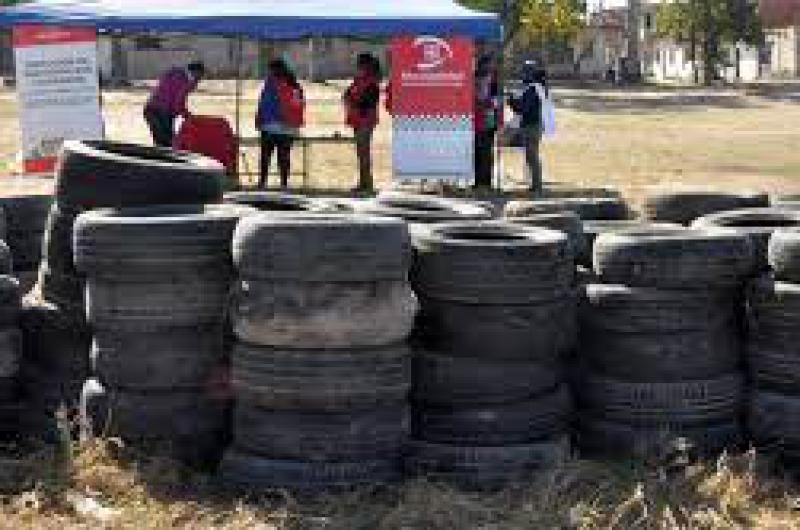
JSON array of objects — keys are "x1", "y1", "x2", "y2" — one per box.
[
  {"x1": 255, "y1": 59, "x2": 305, "y2": 189},
  {"x1": 344, "y1": 53, "x2": 381, "y2": 192},
  {"x1": 144, "y1": 61, "x2": 205, "y2": 147}
]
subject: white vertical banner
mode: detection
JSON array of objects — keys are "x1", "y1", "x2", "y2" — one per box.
[
  {"x1": 13, "y1": 25, "x2": 103, "y2": 174},
  {"x1": 390, "y1": 36, "x2": 474, "y2": 181}
]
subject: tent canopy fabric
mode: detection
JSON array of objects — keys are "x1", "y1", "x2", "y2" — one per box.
[{"x1": 0, "y1": 0, "x2": 501, "y2": 40}]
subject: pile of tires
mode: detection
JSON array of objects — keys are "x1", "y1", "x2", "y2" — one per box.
[
  {"x1": 0, "y1": 275, "x2": 23, "y2": 441},
  {"x1": 407, "y1": 222, "x2": 573, "y2": 488},
  {"x1": 0, "y1": 195, "x2": 52, "y2": 278},
  {"x1": 578, "y1": 228, "x2": 754, "y2": 459},
  {"x1": 692, "y1": 208, "x2": 800, "y2": 272},
  {"x1": 504, "y1": 197, "x2": 630, "y2": 221},
  {"x1": 75, "y1": 205, "x2": 254, "y2": 465},
  {"x1": 220, "y1": 214, "x2": 417, "y2": 492},
  {"x1": 747, "y1": 229, "x2": 800, "y2": 465},
  {"x1": 352, "y1": 192, "x2": 492, "y2": 223},
  {"x1": 642, "y1": 189, "x2": 768, "y2": 225},
  {"x1": 38, "y1": 141, "x2": 225, "y2": 316}
]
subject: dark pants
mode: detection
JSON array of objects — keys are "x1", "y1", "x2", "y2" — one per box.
[
  {"x1": 144, "y1": 107, "x2": 175, "y2": 148},
  {"x1": 259, "y1": 131, "x2": 293, "y2": 189},
  {"x1": 523, "y1": 126, "x2": 543, "y2": 194},
  {"x1": 474, "y1": 129, "x2": 496, "y2": 188},
  {"x1": 354, "y1": 126, "x2": 374, "y2": 191}
]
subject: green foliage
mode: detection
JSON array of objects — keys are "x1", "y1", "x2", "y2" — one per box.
[
  {"x1": 460, "y1": 0, "x2": 585, "y2": 47},
  {"x1": 656, "y1": 0, "x2": 763, "y2": 83}
]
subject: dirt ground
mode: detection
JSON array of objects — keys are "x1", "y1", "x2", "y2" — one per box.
[{"x1": 1, "y1": 82, "x2": 799, "y2": 206}]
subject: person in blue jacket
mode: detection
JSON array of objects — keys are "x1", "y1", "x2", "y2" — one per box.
[
  {"x1": 255, "y1": 59, "x2": 304, "y2": 189},
  {"x1": 509, "y1": 60, "x2": 549, "y2": 196}
]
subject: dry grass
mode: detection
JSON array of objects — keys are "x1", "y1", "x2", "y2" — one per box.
[
  {"x1": 1, "y1": 82, "x2": 799, "y2": 204},
  {"x1": 2, "y1": 439, "x2": 800, "y2": 529}
]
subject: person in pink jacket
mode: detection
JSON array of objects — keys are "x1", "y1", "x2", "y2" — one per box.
[{"x1": 144, "y1": 61, "x2": 205, "y2": 147}]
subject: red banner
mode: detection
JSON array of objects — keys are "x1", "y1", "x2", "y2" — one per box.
[{"x1": 390, "y1": 36, "x2": 474, "y2": 117}]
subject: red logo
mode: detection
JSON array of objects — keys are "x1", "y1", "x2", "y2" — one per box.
[{"x1": 413, "y1": 37, "x2": 454, "y2": 71}]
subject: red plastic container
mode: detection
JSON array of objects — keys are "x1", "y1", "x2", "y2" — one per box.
[{"x1": 174, "y1": 115, "x2": 237, "y2": 175}]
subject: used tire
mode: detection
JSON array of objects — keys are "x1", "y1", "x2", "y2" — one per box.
[
  {"x1": 416, "y1": 295, "x2": 576, "y2": 362},
  {"x1": 0, "y1": 195, "x2": 52, "y2": 272},
  {"x1": 223, "y1": 191, "x2": 336, "y2": 213},
  {"x1": 233, "y1": 405, "x2": 408, "y2": 462},
  {"x1": 577, "y1": 373, "x2": 743, "y2": 426},
  {"x1": 0, "y1": 242, "x2": 11, "y2": 276},
  {"x1": 80, "y1": 378, "x2": 229, "y2": 464},
  {"x1": 19, "y1": 296, "x2": 90, "y2": 413},
  {"x1": 57, "y1": 141, "x2": 224, "y2": 210},
  {"x1": 91, "y1": 326, "x2": 227, "y2": 391},
  {"x1": 411, "y1": 351, "x2": 561, "y2": 406},
  {"x1": 353, "y1": 192, "x2": 492, "y2": 223},
  {"x1": 692, "y1": 208, "x2": 800, "y2": 271},
  {"x1": 233, "y1": 214, "x2": 411, "y2": 282},
  {"x1": 36, "y1": 263, "x2": 84, "y2": 315},
  {"x1": 232, "y1": 343, "x2": 410, "y2": 412},
  {"x1": 403, "y1": 436, "x2": 570, "y2": 489},
  {"x1": 412, "y1": 386, "x2": 571, "y2": 445},
  {"x1": 40, "y1": 205, "x2": 78, "y2": 275},
  {"x1": 582, "y1": 283, "x2": 737, "y2": 334},
  {"x1": 593, "y1": 228, "x2": 754, "y2": 289},
  {"x1": 581, "y1": 220, "x2": 681, "y2": 267},
  {"x1": 747, "y1": 276, "x2": 800, "y2": 393},
  {"x1": 74, "y1": 204, "x2": 255, "y2": 280},
  {"x1": 769, "y1": 228, "x2": 800, "y2": 282},
  {"x1": 580, "y1": 327, "x2": 740, "y2": 382},
  {"x1": 411, "y1": 222, "x2": 573, "y2": 304},
  {"x1": 232, "y1": 280, "x2": 417, "y2": 349},
  {"x1": 506, "y1": 212, "x2": 585, "y2": 264},
  {"x1": 220, "y1": 449, "x2": 399, "y2": 492},
  {"x1": 579, "y1": 417, "x2": 741, "y2": 459},
  {"x1": 642, "y1": 189, "x2": 768, "y2": 225},
  {"x1": 86, "y1": 276, "x2": 230, "y2": 330},
  {"x1": 504, "y1": 197, "x2": 629, "y2": 221},
  {"x1": 748, "y1": 391, "x2": 800, "y2": 452}
]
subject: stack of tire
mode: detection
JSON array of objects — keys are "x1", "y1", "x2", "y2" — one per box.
[
  {"x1": 747, "y1": 229, "x2": 800, "y2": 466},
  {"x1": 578, "y1": 229, "x2": 754, "y2": 459},
  {"x1": 692, "y1": 208, "x2": 800, "y2": 272},
  {"x1": 642, "y1": 189, "x2": 768, "y2": 226},
  {"x1": 37, "y1": 141, "x2": 224, "y2": 316},
  {"x1": 76, "y1": 205, "x2": 253, "y2": 465},
  {"x1": 406, "y1": 221, "x2": 573, "y2": 488},
  {"x1": 0, "y1": 195, "x2": 52, "y2": 285},
  {"x1": 20, "y1": 141, "x2": 225, "y2": 434},
  {"x1": 220, "y1": 214, "x2": 417, "y2": 492}
]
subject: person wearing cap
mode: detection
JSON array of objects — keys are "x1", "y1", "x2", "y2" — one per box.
[
  {"x1": 509, "y1": 60, "x2": 549, "y2": 195},
  {"x1": 144, "y1": 61, "x2": 206, "y2": 147}
]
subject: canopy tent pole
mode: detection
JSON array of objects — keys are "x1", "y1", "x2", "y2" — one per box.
[{"x1": 234, "y1": 35, "x2": 243, "y2": 188}]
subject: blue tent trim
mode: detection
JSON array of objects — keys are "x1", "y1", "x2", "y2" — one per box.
[{"x1": 0, "y1": 1, "x2": 501, "y2": 40}]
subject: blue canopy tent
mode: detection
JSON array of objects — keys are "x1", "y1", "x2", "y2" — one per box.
[
  {"x1": 0, "y1": 0, "x2": 500, "y2": 40},
  {"x1": 1, "y1": 0, "x2": 501, "y2": 184}
]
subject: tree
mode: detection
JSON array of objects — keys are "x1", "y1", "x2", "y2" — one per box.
[
  {"x1": 459, "y1": 0, "x2": 586, "y2": 49},
  {"x1": 656, "y1": 0, "x2": 762, "y2": 84}
]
